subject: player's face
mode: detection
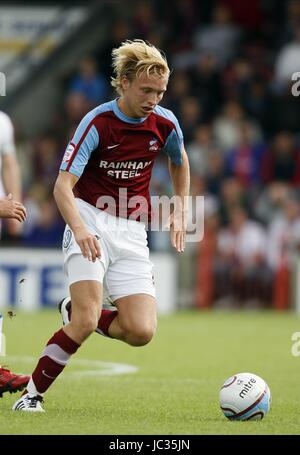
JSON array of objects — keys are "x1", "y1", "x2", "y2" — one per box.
[{"x1": 120, "y1": 72, "x2": 168, "y2": 118}]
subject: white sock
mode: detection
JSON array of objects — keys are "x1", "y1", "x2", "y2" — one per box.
[{"x1": 26, "y1": 377, "x2": 43, "y2": 397}]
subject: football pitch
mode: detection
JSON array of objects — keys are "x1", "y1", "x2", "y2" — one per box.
[{"x1": 0, "y1": 308, "x2": 300, "y2": 435}]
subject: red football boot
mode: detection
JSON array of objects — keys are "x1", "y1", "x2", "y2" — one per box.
[{"x1": 0, "y1": 367, "x2": 30, "y2": 397}]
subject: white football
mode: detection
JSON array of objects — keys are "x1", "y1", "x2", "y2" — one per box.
[{"x1": 219, "y1": 372, "x2": 271, "y2": 420}]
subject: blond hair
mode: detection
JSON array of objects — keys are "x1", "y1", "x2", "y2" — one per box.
[{"x1": 111, "y1": 39, "x2": 170, "y2": 95}]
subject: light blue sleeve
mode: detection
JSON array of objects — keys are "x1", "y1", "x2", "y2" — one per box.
[
  {"x1": 60, "y1": 111, "x2": 100, "y2": 178},
  {"x1": 164, "y1": 129, "x2": 183, "y2": 165},
  {"x1": 154, "y1": 106, "x2": 184, "y2": 165}
]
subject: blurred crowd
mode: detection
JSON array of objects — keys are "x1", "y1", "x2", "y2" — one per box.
[{"x1": 4, "y1": 0, "x2": 300, "y2": 308}]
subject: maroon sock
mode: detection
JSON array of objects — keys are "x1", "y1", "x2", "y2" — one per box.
[
  {"x1": 66, "y1": 303, "x2": 117, "y2": 338},
  {"x1": 96, "y1": 310, "x2": 118, "y2": 337},
  {"x1": 31, "y1": 328, "x2": 80, "y2": 394}
]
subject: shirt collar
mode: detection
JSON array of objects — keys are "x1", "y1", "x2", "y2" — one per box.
[{"x1": 112, "y1": 99, "x2": 148, "y2": 124}]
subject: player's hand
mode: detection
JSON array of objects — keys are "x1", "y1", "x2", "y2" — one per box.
[
  {"x1": 73, "y1": 226, "x2": 101, "y2": 262},
  {"x1": 0, "y1": 194, "x2": 27, "y2": 222},
  {"x1": 166, "y1": 210, "x2": 187, "y2": 254}
]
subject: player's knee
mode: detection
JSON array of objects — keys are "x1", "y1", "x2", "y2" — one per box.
[
  {"x1": 128, "y1": 325, "x2": 156, "y2": 347},
  {"x1": 80, "y1": 315, "x2": 99, "y2": 335},
  {"x1": 70, "y1": 307, "x2": 99, "y2": 337}
]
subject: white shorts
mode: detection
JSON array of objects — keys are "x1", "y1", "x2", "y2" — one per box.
[{"x1": 62, "y1": 198, "x2": 155, "y2": 302}]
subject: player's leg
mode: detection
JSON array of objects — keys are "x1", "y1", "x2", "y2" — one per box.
[
  {"x1": 13, "y1": 279, "x2": 102, "y2": 412},
  {"x1": 0, "y1": 367, "x2": 30, "y2": 398},
  {"x1": 63, "y1": 280, "x2": 102, "y2": 344},
  {"x1": 102, "y1": 247, "x2": 157, "y2": 345},
  {"x1": 59, "y1": 291, "x2": 156, "y2": 346},
  {"x1": 108, "y1": 293, "x2": 157, "y2": 346},
  {"x1": 59, "y1": 289, "x2": 118, "y2": 338},
  {"x1": 59, "y1": 215, "x2": 156, "y2": 345},
  {"x1": 13, "y1": 253, "x2": 104, "y2": 412}
]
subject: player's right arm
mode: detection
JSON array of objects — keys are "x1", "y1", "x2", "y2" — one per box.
[
  {"x1": 0, "y1": 112, "x2": 24, "y2": 234},
  {"x1": 55, "y1": 108, "x2": 101, "y2": 262},
  {"x1": 53, "y1": 170, "x2": 101, "y2": 262}
]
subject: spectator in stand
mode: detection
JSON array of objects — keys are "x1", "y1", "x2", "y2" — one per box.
[
  {"x1": 69, "y1": 57, "x2": 110, "y2": 107},
  {"x1": 23, "y1": 194, "x2": 64, "y2": 247},
  {"x1": 132, "y1": 0, "x2": 155, "y2": 37},
  {"x1": 223, "y1": 57, "x2": 254, "y2": 103},
  {"x1": 194, "y1": 4, "x2": 241, "y2": 68},
  {"x1": 178, "y1": 96, "x2": 203, "y2": 143},
  {"x1": 218, "y1": 177, "x2": 248, "y2": 225},
  {"x1": 22, "y1": 183, "x2": 49, "y2": 239},
  {"x1": 206, "y1": 148, "x2": 226, "y2": 197},
  {"x1": 187, "y1": 124, "x2": 216, "y2": 177},
  {"x1": 223, "y1": 58, "x2": 272, "y2": 130},
  {"x1": 261, "y1": 131, "x2": 300, "y2": 185},
  {"x1": 225, "y1": 121, "x2": 265, "y2": 186},
  {"x1": 179, "y1": 173, "x2": 219, "y2": 308},
  {"x1": 277, "y1": 0, "x2": 300, "y2": 47},
  {"x1": 219, "y1": 0, "x2": 263, "y2": 30},
  {"x1": 188, "y1": 53, "x2": 223, "y2": 120},
  {"x1": 164, "y1": 70, "x2": 191, "y2": 116},
  {"x1": 274, "y1": 26, "x2": 300, "y2": 90},
  {"x1": 243, "y1": 76, "x2": 272, "y2": 132},
  {"x1": 32, "y1": 134, "x2": 61, "y2": 189},
  {"x1": 266, "y1": 192, "x2": 300, "y2": 272},
  {"x1": 95, "y1": 19, "x2": 132, "y2": 79},
  {"x1": 155, "y1": 0, "x2": 199, "y2": 51},
  {"x1": 213, "y1": 101, "x2": 262, "y2": 153},
  {"x1": 254, "y1": 182, "x2": 291, "y2": 225},
  {"x1": 215, "y1": 205, "x2": 270, "y2": 307},
  {"x1": 56, "y1": 92, "x2": 90, "y2": 137},
  {"x1": 265, "y1": 84, "x2": 300, "y2": 134}
]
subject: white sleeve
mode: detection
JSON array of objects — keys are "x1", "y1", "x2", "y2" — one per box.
[{"x1": 0, "y1": 112, "x2": 16, "y2": 156}]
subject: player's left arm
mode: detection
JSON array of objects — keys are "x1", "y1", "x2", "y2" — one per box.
[
  {"x1": 168, "y1": 146, "x2": 190, "y2": 253},
  {"x1": 1, "y1": 152, "x2": 23, "y2": 235}
]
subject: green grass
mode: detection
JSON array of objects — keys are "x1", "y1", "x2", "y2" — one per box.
[{"x1": 0, "y1": 309, "x2": 300, "y2": 435}]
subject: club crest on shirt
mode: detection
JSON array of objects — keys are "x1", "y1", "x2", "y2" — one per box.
[
  {"x1": 62, "y1": 143, "x2": 76, "y2": 163},
  {"x1": 63, "y1": 228, "x2": 73, "y2": 249},
  {"x1": 149, "y1": 139, "x2": 159, "y2": 152}
]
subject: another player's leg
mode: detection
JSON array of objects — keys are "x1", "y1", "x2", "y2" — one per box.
[
  {"x1": 0, "y1": 314, "x2": 30, "y2": 397},
  {"x1": 12, "y1": 279, "x2": 102, "y2": 412},
  {"x1": 0, "y1": 367, "x2": 30, "y2": 398}
]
